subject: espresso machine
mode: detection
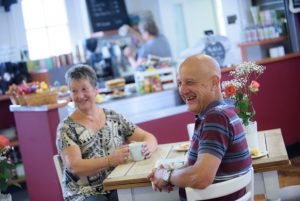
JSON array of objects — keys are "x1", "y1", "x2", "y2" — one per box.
[
  {"x1": 85, "y1": 38, "x2": 113, "y2": 82},
  {"x1": 85, "y1": 36, "x2": 133, "y2": 84}
]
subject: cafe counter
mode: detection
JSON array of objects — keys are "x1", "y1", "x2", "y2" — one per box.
[{"x1": 9, "y1": 100, "x2": 68, "y2": 201}]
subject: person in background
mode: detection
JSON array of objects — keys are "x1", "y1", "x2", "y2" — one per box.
[
  {"x1": 56, "y1": 64, "x2": 158, "y2": 201},
  {"x1": 148, "y1": 54, "x2": 252, "y2": 201},
  {"x1": 123, "y1": 17, "x2": 172, "y2": 69}
]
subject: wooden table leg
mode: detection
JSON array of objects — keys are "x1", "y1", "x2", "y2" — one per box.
[
  {"x1": 254, "y1": 171, "x2": 281, "y2": 200},
  {"x1": 117, "y1": 189, "x2": 134, "y2": 201},
  {"x1": 117, "y1": 186, "x2": 179, "y2": 201},
  {"x1": 262, "y1": 171, "x2": 281, "y2": 201}
]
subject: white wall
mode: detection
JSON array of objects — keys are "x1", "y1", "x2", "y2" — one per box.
[
  {"x1": 219, "y1": 0, "x2": 245, "y2": 65},
  {"x1": 157, "y1": 0, "x2": 219, "y2": 60},
  {"x1": 0, "y1": 3, "x2": 27, "y2": 62},
  {"x1": 220, "y1": 0, "x2": 261, "y2": 64}
]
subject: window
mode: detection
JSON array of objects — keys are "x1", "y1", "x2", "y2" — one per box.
[{"x1": 21, "y1": 0, "x2": 71, "y2": 60}]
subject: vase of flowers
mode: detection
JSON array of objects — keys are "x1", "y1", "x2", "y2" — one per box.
[
  {"x1": 222, "y1": 61, "x2": 266, "y2": 148},
  {"x1": 0, "y1": 135, "x2": 18, "y2": 201}
]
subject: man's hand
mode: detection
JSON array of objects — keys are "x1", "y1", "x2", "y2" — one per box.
[{"x1": 147, "y1": 167, "x2": 174, "y2": 192}]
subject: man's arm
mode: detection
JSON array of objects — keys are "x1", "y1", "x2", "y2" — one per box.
[{"x1": 148, "y1": 153, "x2": 221, "y2": 191}]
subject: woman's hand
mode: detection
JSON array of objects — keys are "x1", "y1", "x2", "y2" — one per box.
[
  {"x1": 108, "y1": 145, "x2": 130, "y2": 167},
  {"x1": 142, "y1": 142, "x2": 156, "y2": 159}
]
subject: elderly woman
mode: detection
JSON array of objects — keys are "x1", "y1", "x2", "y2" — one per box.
[{"x1": 56, "y1": 64, "x2": 157, "y2": 201}]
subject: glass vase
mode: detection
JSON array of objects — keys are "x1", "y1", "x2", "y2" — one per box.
[{"x1": 243, "y1": 121, "x2": 259, "y2": 149}]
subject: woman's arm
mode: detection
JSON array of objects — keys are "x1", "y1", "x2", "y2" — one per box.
[{"x1": 61, "y1": 144, "x2": 129, "y2": 177}]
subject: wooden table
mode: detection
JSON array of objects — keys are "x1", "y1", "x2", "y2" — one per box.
[
  {"x1": 252, "y1": 129, "x2": 290, "y2": 201},
  {"x1": 103, "y1": 129, "x2": 290, "y2": 201}
]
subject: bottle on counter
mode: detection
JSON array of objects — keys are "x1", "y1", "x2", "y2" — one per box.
[
  {"x1": 257, "y1": 26, "x2": 264, "y2": 41},
  {"x1": 143, "y1": 78, "x2": 151, "y2": 93},
  {"x1": 250, "y1": 26, "x2": 258, "y2": 42}
]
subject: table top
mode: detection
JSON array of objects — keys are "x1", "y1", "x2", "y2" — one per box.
[
  {"x1": 252, "y1": 128, "x2": 290, "y2": 172},
  {"x1": 103, "y1": 128, "x2": 290, "y2": 191}
]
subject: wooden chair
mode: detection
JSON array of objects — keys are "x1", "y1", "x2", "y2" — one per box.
[
  {"x1": 53, "y1": 154, "x2": 63, "y2": 190},
  {"x1": 185, "y1": 167, "x2": 254, "y2": 201}
]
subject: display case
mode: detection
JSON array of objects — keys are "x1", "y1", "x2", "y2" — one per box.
[{"x1": 134, "y1": 67, "x2": 177, "y2": 94}]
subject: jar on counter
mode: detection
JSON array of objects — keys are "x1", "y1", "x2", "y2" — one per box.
[
  {"x1": 143, "y1": 78, "x2": 151, "y2": 93},
  {"x1": 257, "y1": 26, "x2": 264, "y2": 41}
]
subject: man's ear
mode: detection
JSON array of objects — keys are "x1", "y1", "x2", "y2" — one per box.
[{"x1": 211, "y1": 75, "x2": 220, "y2": 91}]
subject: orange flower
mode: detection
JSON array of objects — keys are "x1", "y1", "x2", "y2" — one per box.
[
  {"x1": 249, "y1": 80, "x2": 260, "y2": 92},
  {"x1": 224, "y1": 83, "x2": 237, "y2": 97},
  {"x1": 0, "y1": 135, "x2": 10, "y2": 149}
]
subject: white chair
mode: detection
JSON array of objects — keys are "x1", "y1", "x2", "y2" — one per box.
[
  {"x1": 187, "y1": 123, "x2": 195, "y2": 140},
  {"x1": 53, "y1": 154, "x2": 63, "y2": 190},
  {"x1": 185, "y1": 167, "x2": 254, "y2": 201},
  {"x1": 280, "y1": 185, "x2": 300, "y2": 201}
]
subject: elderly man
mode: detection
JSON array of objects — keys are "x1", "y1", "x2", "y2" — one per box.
[{"x1": 148, "y1": 54, "x2": 252, "y2": 201}]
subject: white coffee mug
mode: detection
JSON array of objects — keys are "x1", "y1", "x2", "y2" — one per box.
[{"x1": 129, "y1": 142, "x2": 144, "y2": 161}]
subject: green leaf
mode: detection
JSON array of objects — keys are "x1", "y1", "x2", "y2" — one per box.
[
  {"x1": 0, "y1": 162, "x2": 15, "y2": 169},
  {"x1": 11, "y1": 182, "x2": 21, "y2": 188},
  {"x1": 0, "y1": 171, "x2": 10, "y2": 179},
  {"x1": 0, "y1": 179, "x2": 8, "y2": 192},
  {"x1": 237, "y1": 100, "x2": 249, "y2": 113},
  {"x1": 235, "y1": 92, "x2": 243, "y2": 101}
]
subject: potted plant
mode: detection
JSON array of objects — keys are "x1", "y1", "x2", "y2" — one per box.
[
  {"x1": 221, "y1": 62, "x2": 266, "y2": 148},
  {"x1": 0, "y1": 135, "x2": 19, "y2": 201}
]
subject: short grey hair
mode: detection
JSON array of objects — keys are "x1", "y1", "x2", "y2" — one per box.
[
  {"x1": 139, "y1": 18, "x2": 159, "y2": 36},
  {"x1": 65, "y1": 64, "x2": 97, "y2": 87}
]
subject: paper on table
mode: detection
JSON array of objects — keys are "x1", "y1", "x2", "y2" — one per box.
[{"x1": 155, "y1": 156, "x2": 186, "y2": 170}]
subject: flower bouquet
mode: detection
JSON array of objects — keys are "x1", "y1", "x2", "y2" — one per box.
[
  {"x1": 0, "y1": 135, "x2": 20, "y2": 198},
  {"x1": 222, "y1": 62, "x2": 266, "y2": 125}
]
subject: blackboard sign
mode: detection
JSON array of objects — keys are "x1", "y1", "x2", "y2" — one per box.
[
  {"x1": 86, "y1": 0, "x2": 130, "y2": 32},
  {"x1": 203, "y1": 41, "x2": 226, "y2": 66}
]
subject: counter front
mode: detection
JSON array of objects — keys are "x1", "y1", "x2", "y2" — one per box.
[{"x1": 9, "y1": 101, "x2": 67, "y2": 201}]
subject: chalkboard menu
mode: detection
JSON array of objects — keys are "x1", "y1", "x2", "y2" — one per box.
[
  {"x1": 203, "y1": 41, "x2": 226, "y2": 66},
  {"x1": 86, "y1": 0, "x2": 130, "y2": 32}
]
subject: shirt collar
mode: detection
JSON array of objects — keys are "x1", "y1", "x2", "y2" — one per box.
[{"x1": 195, "y1": 99, "x2": 226, "y2": 120}]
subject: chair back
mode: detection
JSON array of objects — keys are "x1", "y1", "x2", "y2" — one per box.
[
  {"x1": 187, "y1": 123, "x2": 195, "y2": 140},
  {"x1": 53, "y1": 154, "x2": 63, "y2": 190},
  {"x1": 185, "y1": 167, "x2": 254, "y2": 201}
]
